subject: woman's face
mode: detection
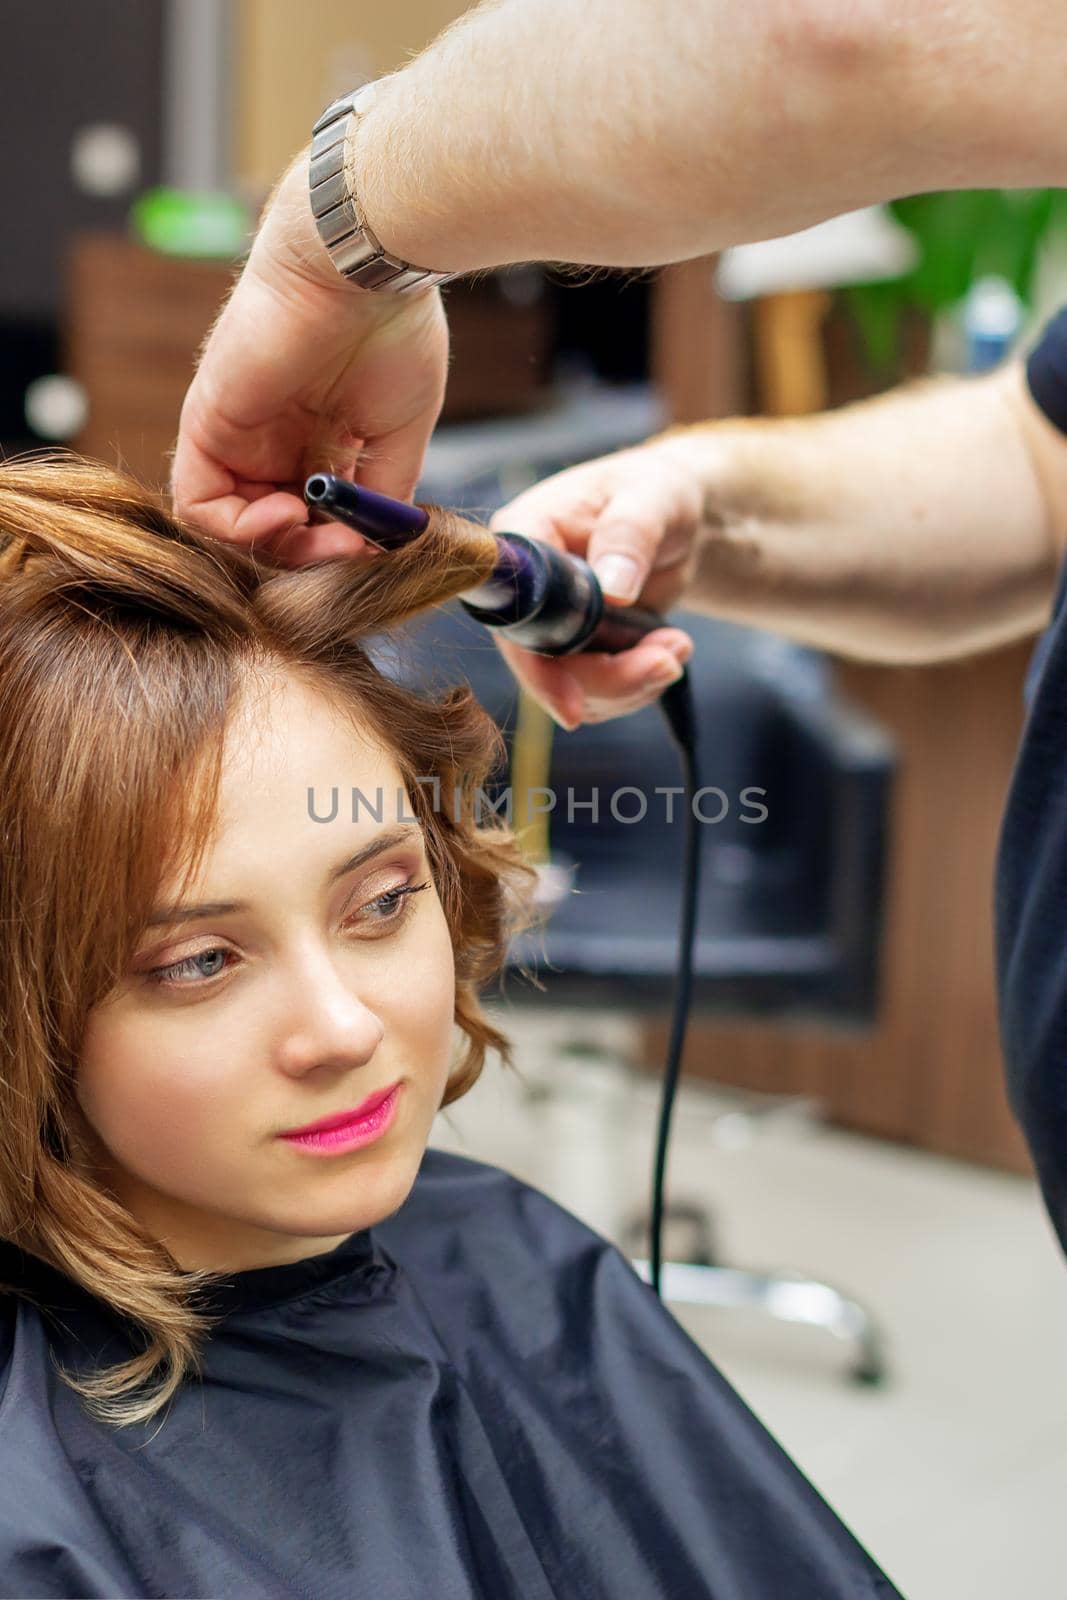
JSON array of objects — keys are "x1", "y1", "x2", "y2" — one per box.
[{"x1": 76, "y1": 668, "x2": 457, "y2": 1274}]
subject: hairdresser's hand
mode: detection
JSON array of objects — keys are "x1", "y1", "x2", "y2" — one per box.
[
  {"x1": 489, "y1": 443, "x2": 702, "y2": 729},
  {"x1": 171, "y1": 151, "x2": 448, "y2": 568}
]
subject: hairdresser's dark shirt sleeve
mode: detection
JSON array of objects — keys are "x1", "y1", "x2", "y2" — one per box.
[
  {"x1": 1025, "y1": 304, "x2": 1067, "y2": 438},
  {"x1": 996, "y1": 304, "x2": 1067, "y2": 1257}
]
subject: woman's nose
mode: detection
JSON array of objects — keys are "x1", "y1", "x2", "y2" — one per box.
[{"x1": 273, "y1": 945, "x2": 386, "y2": 1076}]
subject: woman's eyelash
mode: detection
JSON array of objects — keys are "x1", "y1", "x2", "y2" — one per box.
[
  {"x1": 143, "y1": 878, "x2": 430, "y2": 988},
  {"x1": 357, "y1": 879, "x2": 430, "y2": 925}
]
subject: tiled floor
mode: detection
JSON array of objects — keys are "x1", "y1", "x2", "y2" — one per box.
[{"x1": 430, "y1": 1003, "x2": 1067, "y2": 1600}]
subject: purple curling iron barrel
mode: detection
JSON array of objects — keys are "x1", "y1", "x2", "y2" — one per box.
[{"x1": 304, "y1": 473, "x2": 669, "y2": 657}]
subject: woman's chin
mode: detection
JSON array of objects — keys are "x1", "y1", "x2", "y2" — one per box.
[{"x1": 274, "y1": 1145, "x2": 423, "y2": 1238}]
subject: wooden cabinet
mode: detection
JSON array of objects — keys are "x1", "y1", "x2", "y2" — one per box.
[{"x1": 67, "y1": 235, "x2": 234, "y2": 494}]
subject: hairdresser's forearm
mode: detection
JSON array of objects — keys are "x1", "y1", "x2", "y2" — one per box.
[
  {"x1": 651, "y1": 365, "x2": 1062, "y2": 664},
  {"x1": 351, "y1": 0, "x2": 1067, "y2": 274}
]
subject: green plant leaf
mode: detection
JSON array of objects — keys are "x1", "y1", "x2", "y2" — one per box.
[{"x1": 845, "y1": 189, "x2": 1063, "y2": 373}]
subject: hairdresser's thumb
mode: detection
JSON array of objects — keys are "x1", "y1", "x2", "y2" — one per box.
[{"x1": 587, "y1": 506, "x2": 658, "y2": 605}]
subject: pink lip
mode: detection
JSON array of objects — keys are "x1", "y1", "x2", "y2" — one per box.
[
  {"x1": 279, "y1": 1082, "x2": 402, "y2": 1140},
  {"x1": 278, "y1": 1084, "x2": 402, "y2": 1156}
]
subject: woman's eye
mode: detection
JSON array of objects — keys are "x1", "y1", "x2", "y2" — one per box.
[
  {"x1": 145, "y1": 947, "x2": 231, "y2": 987},
  {"x1": 142, "y1": 879, "x2": 430, "y2": 989},
  {"x1": 348, "y1": 879, "x2": 430, "y2": 931}
]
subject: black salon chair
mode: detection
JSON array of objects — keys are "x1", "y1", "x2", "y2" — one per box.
[{"x1": 396, "y1": 391, "x2": 898, "y2": 1383}]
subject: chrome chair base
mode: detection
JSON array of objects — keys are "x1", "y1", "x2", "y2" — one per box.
[
  {"x1": 617, "y1": 1190, "x2": 888, "y2": 1386},
  {"x1": 629, "y1": 1253, "x2": 888, "y2": 1386}
]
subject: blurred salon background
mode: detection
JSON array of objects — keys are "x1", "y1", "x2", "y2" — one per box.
[{"x1": 6, "y1": 4, "x2": 1067, "y2": 1595}]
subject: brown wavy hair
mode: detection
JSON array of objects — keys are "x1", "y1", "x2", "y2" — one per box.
[{"x1": 0, "y1": 451, "x2": 540, "y2": 1430}]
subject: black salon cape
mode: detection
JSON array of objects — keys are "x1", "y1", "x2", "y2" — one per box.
[
  {"x1": 0, "y1": 1149, "x2": 900, "y2": 1600},
  {"x1": 997, "y1": 304, "x2": 1067, "y2": 1259}
]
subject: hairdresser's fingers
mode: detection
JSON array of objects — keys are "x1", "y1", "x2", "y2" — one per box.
[
  {"x1": 489, "y1": 468, "x2": 603, "y2": 551},
  {"x1": 492, "y1": 640, "x2": 586, "y2": 727},
  {"x1": 254, "y1": 519, "x2": 386, "y2": 571},
  {"x1": 561, "y1": 627, "x2": 694, "y2": 716},
  {"x1": 167, "y1": 467, "x2": 380, "y2": 568},
  {"x1": 187, "y1": 486, "x2": 309, "y2": 547},
  {"x1": 495, "y1": 626, "x2": 694, "y2": 730},
  {"x1": 172, "y1": 173, "x2": 448, "y2": 548},
  {"x1": 247, "y1": 441, "x2": 387, "y2": 565},
  {"x1": 584, "y1": 464, "x2": 703, "y2": 606},
  {"x1": 353, "y1": 408, "x2": 440, "y2": 508},
  {"x1": 491, "y1": 448, "x2": 701, "y2": 614}
]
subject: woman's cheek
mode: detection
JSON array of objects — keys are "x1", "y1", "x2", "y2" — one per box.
[
  {"x1": 417, "y1": 904, "x2": 457, "y2": 1049},
  {"x1": 78, "y1": 1021, "x2": 226, "y2": 1155}
]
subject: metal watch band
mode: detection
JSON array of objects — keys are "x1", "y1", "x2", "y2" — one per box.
[{"x1": 309, "y1": 83, "x2": 456, "y2": 293}]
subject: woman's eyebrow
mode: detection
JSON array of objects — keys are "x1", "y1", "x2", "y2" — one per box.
[{"x1": 145, "y1": 823, "x2": 425, "y2": 927}]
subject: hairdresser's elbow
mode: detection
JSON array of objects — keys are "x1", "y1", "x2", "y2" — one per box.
[
  {"x1": 772, "y1": 0, "x2": 922, "y2": 155},
  {"x1": 778, "y1": 0, "x2": 902, "y2": 78}
]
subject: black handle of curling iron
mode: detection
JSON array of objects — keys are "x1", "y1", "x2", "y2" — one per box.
[
  {"x1": 459, "y1": 531, "x2": 670, "y2": 657},
  {"x1": 582, "y1": 601, "x2": 671, "y2": 655}
]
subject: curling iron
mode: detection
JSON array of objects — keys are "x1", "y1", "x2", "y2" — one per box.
[
  {"x1": 303, "y1": 473, "x2": 671, "y2": 656},
  {"x1": 303, "y1": 471, "x2": 701, "y2": 1301}
]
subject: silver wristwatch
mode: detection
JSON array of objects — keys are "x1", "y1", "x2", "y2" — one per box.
[{"x1": 309, "y1": 83, "x2": 456, "y2": 293}]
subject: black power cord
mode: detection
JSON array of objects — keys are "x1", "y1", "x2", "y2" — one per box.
[{"x1": 649, "y1": 668, "x2": 701, "y2": 1299}]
